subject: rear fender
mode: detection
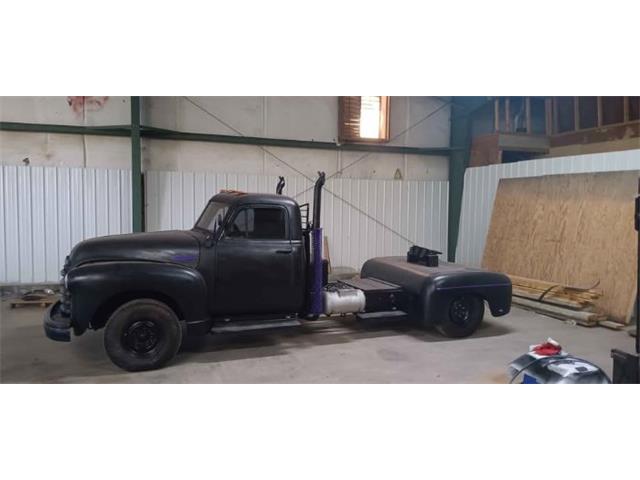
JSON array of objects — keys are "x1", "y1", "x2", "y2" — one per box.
[{"x1": 421, "y1": 272, "x2": 512, "y2": 324}]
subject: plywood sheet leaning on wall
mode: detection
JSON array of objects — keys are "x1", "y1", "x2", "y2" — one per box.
[{"x1": 482, "y1": 171, "x2": 639, "y2": 324}]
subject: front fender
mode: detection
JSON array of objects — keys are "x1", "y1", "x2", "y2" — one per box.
[{"x1": 66, "y1": 261, "x2": 208, "y2": 334}]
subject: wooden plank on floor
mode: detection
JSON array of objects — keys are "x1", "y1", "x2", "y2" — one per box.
[
  {"x1": 512, "y1": 297, "x2": 605, "y2": 323},
  {"x1": 512, "y1": 288, "x2": 588, "y2": 310},
  {"x1": 10, "y1": 297, "x2": 56, "y2": 308},
  {"x1": 598, "y1": 320, "x2": 626, "y2": 331}
]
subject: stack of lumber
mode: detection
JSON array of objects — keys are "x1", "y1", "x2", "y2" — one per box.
[{"x1": 509, "y1": 274, "x2": 610, "y2": 327}]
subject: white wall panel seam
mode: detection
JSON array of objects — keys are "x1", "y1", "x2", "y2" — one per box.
[{"x1": 0, "y1": 166, "x2": 5, "y2": 281}]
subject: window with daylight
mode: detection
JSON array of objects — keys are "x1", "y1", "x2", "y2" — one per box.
[{"x1": 339, "y1": 96, "x2": 391, "y2": 143}]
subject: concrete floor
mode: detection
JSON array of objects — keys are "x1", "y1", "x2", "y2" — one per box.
[{"x1": 0, "y1": 299, "x2": 635, "y2": 383}]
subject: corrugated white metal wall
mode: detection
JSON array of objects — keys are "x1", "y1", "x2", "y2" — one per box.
[
  {"x1": 145, "y1": 171, "x2": 448, "y2": 270},
  {"x1": 1, "y1": 165, "x2": 132, "y2": 284},
  {"x1": 456, "y1": 148, "x2": 640, "y2": 267}
]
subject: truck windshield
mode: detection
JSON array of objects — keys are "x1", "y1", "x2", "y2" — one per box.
[{"x1": 194, "y1": 201, "x2": 229, "y2": 233}]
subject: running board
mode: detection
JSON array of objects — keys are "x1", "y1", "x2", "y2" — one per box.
[
  {"x1": 356, "y1": 310, "x2": 408, "y2": 321},
  {"x1": 211, "y1": 318, "x2": 302, "y2": 333}
]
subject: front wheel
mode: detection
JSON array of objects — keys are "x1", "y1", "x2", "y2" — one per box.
[
  {"x1": 104, "y1": 299, "x2": 182, "y2": 372},
  {"x1": 434, "y1": 295, "x2": 485, "y2": 338}
]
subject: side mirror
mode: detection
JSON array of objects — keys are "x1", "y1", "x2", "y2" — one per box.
[{"x1": 204, "y1": 233, "x2": 215, "y2": 248}]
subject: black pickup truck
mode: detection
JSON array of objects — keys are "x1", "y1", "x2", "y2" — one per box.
[{"x1": 45, "y1": 172, "x2": 511, "y2": 371}]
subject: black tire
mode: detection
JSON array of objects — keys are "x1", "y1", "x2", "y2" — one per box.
[
  {"x1": 104, "y1": 299, "x2": 182, "y2": 372},
  {"x1": 434, "y1": 295, "x2": 485, "y2": 338}
]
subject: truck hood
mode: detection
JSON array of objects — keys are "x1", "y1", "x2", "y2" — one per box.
[{"x1": 67, "y1": 230, "x2": 200, "y2": 269}]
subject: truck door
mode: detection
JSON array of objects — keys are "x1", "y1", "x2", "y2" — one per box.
[{"x1": 213, "y1": 205, "x2": 301, "y2": 316}]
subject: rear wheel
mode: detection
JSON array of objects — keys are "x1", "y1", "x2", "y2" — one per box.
[
  {"x1": 104, "y1": 299, "x2": 182, "y2": 372},
  {"x1": 434, "y1": 295, "x2": 484, "y2": 338}
]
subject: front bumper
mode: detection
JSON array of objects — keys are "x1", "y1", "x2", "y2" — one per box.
[{"x1": 43, "y1": 301, "x2": 71, "y2": 342}]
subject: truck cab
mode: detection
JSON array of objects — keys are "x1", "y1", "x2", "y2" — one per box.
[
  {"x1": 44, "y1": 172, "x2": 512, "y2": 372},
  {"x1": 194, "y1": 192, "x2": 307, "y2": 317}
]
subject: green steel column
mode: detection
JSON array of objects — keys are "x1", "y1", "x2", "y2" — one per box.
[
  {"x1": 447, "y1": 98, "x2": 475, "y2": 262},
  {"x1": 131, "y1": 96, "x2": 143, "y2": 232}
]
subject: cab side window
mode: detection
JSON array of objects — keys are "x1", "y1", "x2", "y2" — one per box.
[{"x1": 226, "y1": 207, "x2": 287, "y2": 240}]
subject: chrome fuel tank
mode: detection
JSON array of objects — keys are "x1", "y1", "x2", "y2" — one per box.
[{"x1": 323, "y1": 288, "x2": 366, "y2": 315}]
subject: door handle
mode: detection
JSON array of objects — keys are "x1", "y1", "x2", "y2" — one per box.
[{"x1": 276, "y1": 249, "x2": 292, "y2": 254}]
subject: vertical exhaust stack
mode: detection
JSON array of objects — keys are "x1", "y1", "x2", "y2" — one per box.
[
  {"x1": 312, "y1": 171, "x2": 326, "y2": 230},
  {"x1": 310, "y1": 172, "x2": 326, "y2": 315}
]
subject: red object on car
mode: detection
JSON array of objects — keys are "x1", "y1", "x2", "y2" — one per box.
[{"x1": 532, "y1": 341, "x2": 562, "y2": 356}]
